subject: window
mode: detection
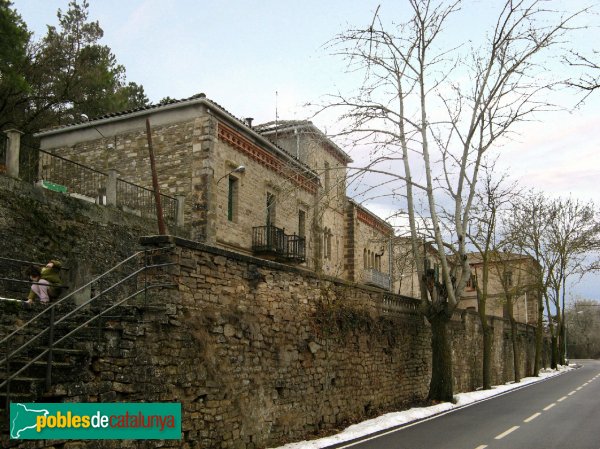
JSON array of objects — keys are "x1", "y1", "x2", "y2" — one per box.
[
  {"x1": 266, "y1": 192, "x2": 276, "y2": 226},
  {"x1": 323, "y1": 228, "x2": 332, "y2": 260},
  {"x1": 363, "y1": 248, "x2": 367, "y2": 269},
  {"x1": 227, "y1": 176, "x2": 238, "y2": 222},
  {"x1": 504, "y1": 271, "x2": 513, "y2": 287},
  {"x1": 466, "y1": 272, "x2": 477, "y2": 290},
  {"x1": 298, "y1": 209, "x2": 306, "y2": 237},
  {"x1": 324, "y1": 161, "x2": 330, "y2": 192}
]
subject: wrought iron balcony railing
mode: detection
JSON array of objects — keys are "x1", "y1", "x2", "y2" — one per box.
[
  {"x1": 363, "y1": 268, "x2": 391, "y2": 290},
  {"x1": 252, "y1": 225, "x2": 305, "y2": 263}
]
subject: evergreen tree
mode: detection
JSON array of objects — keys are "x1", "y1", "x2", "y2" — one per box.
[{"x1": 1, "y1": 0, "x2": 149, "y2": 133}]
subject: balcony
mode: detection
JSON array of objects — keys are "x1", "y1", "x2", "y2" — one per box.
[
  {"x1": 363, "y1": 268, "x2": 391, "y2": 291},
  {"x1": 252, "y1": 225, "x2": 306, "y2": 263}
]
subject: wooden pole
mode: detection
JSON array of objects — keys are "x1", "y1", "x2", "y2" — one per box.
[{"x1": 145, "y1": 118, "x2": 167, "y2": 235}]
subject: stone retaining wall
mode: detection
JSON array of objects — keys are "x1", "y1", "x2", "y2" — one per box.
[{"x1": 0, "y1": 177, "x2": 547, "y2": 449}]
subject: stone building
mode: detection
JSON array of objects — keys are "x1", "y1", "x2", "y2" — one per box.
[
  {"x1": 460, "y1": 252, "x2": 541, "y2": 324},
  {"x1": 35, "y1": 94, "x2": 394, "y2": 290}
]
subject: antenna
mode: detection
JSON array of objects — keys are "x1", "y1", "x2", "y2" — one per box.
[{"x1": 275, "y1": 90, "x2": 279, "y2": 144}]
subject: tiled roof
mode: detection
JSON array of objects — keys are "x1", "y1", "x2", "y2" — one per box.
[
  {"x1": 254, "y1": 120, "x2": 353, "y2": 163},
  {"x1": 36, "y1": 93, "x2": 251, "y2": 135}
]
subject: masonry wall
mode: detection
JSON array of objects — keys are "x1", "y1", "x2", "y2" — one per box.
[
  {"x1": 0, "y1": 178, "x2": 547, "y2": 449},
  {"x1": 351, "y1": 203, "x2": 393, "y2": 290},
  {"x1": 461, "y1": 257, "x2": 540, "y2": 325},
  {"x1": 0, "y1": 175, "x2": 158, "y2": 300},
  {"x1": 212, "y1": 131, "x2": 316, "y2": 263}
]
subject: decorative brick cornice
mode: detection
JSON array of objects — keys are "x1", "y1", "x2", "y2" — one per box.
[
  {"x1": 218, "y1": 123, "x2": 318, "y2": 194},
  {"x1": 357, "y1": 208, "x2": 393, "y2": 236}
]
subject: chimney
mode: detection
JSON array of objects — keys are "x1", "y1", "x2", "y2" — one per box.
[{"x1": 245, "y1": 117, "x2": 254, "y2": 128}]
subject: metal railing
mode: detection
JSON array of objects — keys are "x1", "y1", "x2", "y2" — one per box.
[
  {"x1": 39, "y1": 149, "x2": 107, "y2": 200},
  {"x1": 0, "y1": 246, "x2": 175, "y2": 403},
  {"x1": 363, "y1": 268, "x2": 391, "y2": 290},
  {"x1": 252, "y1": 225, "x2": 285, "y2": 254},
  {"x1": 34, "y1": 149, "x2": 179, "y2": 224},
  {"x1": 285, "y1": 234, "x2": 306, "y2": 262},
  {"x1": 252, "y1": 225, "x2": 306, "y2": 262},
  {"x1": 117, "y1": 178, "x2": 178, "y2": 225}
]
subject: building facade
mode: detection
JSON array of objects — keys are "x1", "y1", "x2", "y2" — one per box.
[
  {"x1": 35, "y1": 94, "x2": 394, "y2": 290},
  {"x1": 460, "y1": 253, "x2": 540, "y2": 325}
]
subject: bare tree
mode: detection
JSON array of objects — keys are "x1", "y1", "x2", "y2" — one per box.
[
  {"x1": 546, "y1": 198, "x2": 600, "y2": 365},
  {"x1": 467, "y1": 166, "x2": 518, "y2": 388},
  {"x1": 506, "y1": 192, "x2": 557, "y2": 372},
  {"x1": 320, "y1": 0, "x2": 585, "y2": 401},
  {"x1": 565, "y1": 299, "x2": 600, "y2": 359},
  {"x1": 566, "y1": 50, "x2": 600, "y2": 104}
]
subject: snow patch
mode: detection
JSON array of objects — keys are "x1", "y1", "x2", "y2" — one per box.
[{"x1": 269, "y1": 365, "x2": 574, "y2": 449}]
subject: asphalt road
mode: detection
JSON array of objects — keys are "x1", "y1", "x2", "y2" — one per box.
[{"x1": 329, "y1": 360, "x2": 600, "y2": 449}]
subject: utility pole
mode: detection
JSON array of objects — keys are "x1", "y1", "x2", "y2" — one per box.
[{"x1": 145, "y1": 118, "x2": 167, "y2": 235}]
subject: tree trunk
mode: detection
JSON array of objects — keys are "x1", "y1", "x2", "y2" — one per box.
[
  {"x1": 481, "y1": 319, "x2": 493, "y2": 389},
  {"x1": 545, "y1": 294, "x2": 558, "y2": 370},
  {"x1": 506, "y1": 297, "x2": 521, "y2": 383},
  {"x1": 557, "y1": 322, "x2": 565, "y2": 366},
  {"x1": 550, "y1": 334, "x2": 559, "y2": 369},
  {"x1": 428, "y1": 313, "x2": 454, "y2": 403},
  {"x1": 510, "y1": 318, "x2": 521, "y2": 383},
  {"x1": 534, "y1": 292, "x2": 544, "y2": 376},
  {"x1": 478, "y1": 293, "x2": 492, "y2": 389}
]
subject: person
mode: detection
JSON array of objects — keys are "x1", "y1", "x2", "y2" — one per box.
[
  {"x1": 26, "y1": 265, "x2": 50, "y2": 304},
  {"x1": 41, "y1": 259, "x2": 63, "y2": 299}
]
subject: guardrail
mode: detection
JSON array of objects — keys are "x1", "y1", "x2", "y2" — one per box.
[{"x1": 379, "y1": 292, "x2": 421, "y2": 315}]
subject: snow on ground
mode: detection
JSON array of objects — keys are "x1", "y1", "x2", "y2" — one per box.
[{"x1": 270, "y1": 365, "x2": 574, "y2": 449}]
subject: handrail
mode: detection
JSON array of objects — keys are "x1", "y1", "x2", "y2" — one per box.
[
  {"x1": 0, "y1": 250, "x2": 143, "y2": 347},
  {"x1": 0, "y1": 256, "x2": 69, "y2": 269},
  {"x1": 0, "y1": 260, "x2": 172, "y2": 368},
  {"x1": 0, "y1": 282, "x2": 173, "y2": 390},
  {"x1": 0, "y1": 246, "x2": 176, "y2": 393}
]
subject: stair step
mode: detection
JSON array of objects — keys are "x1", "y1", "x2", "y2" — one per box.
[{"x1": 47, "y1": 347, "x2": 88, "y2": 355}]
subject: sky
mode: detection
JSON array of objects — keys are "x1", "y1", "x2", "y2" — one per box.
[{"x1": 11, "y1": 0, "x2": 600, "y2": 299}]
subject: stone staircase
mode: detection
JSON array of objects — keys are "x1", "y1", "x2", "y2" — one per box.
[{"x1": 0, "y1": 247, "x2": 175, "y2": 443}]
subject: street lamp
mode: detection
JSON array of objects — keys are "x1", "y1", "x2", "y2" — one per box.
[{"x1": 216, "y1": 165, "x2": 245, "y2": 184}]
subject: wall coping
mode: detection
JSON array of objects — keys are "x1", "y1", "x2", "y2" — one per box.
[{"x1": 139, "y1": 234, "x2": 420, "y2": 301}]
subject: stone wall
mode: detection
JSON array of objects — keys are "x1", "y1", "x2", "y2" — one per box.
[
  {"x1": 0, "y1": 178, "x2": 547, "y2": 449},
  {"x1": 0, "y1": 175, "x2": 158, "y2": 301},
  {"x1": 3, "y1": 235, "x2": 544, "y2": 449}
]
